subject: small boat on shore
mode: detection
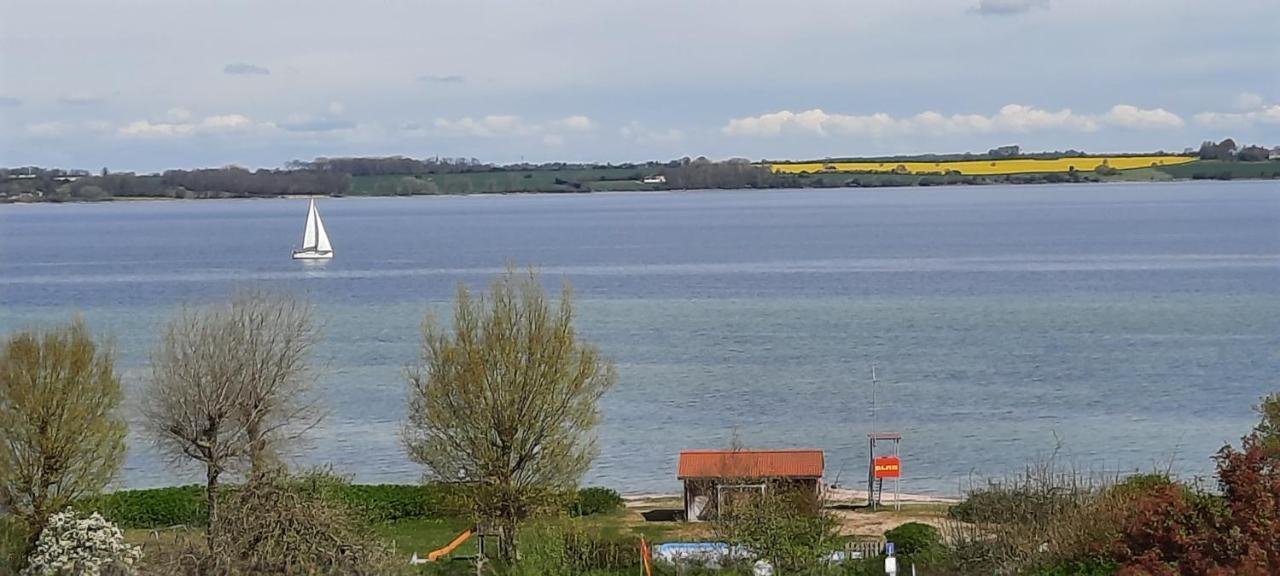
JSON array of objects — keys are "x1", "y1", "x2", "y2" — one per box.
[{"x1": 292, "y1": 199, "x2": 334, "y2": 260}]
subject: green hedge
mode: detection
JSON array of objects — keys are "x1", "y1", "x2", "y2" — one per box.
[
  {"x1": 77, "y1": 483, "x2": 467, "y2": 528},
  {"x1": 77, "y1": 485, "x2": 208, "y2": 528},
  {"x1": 78, "y1": 483, "x2": 623, "y2": 529},
  {"x1": 335, "y1": 484, "x2": 464, "y2": 523}
]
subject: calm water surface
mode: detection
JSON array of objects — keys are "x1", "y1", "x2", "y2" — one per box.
[{"x1": 2, "y1": 182, "x2": 1278, "y2": 495}]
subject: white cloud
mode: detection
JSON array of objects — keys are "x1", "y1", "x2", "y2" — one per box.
[
  {"x1": 1101, "y1": 105, "x2": 1184, "y2": 129},
  {"x1": 25, "y1": 122, "x2": 71, "y2": 137},
  {"x1": 118, "y1": 120, "x2": 195, "y2": 138},
  {"x1": 117, "y1": 113, "x2": 266, "y2": 138},
  {"x1": 555, "y1": 115, "x2": 595, "y2": 132},
  {"x1": 432, "y1": 114, "x2": 595, "y2": 139},
  {"x1": 433, "y1": 115, "x2": 535, "y2": 137},
  {"x1": 280, "y1": 114, "x2": 355, "y2": 133},
  {"x1": 723, "y1": 104, "x2": 1185, "y2": 137},
  {"x1": 972, "y1": 0, "x2": 1050, "y2": 15},
  {"x1": 620, "y1": 121, "x2": 685, "y2": 144},
  {"x1": 1194, "y1": 98, "x2": 1280, "y2": 128},
  {"x1": 1234, "y1": 92, "x2": 1264, "y2": 111},
  {"x1": 201, "y1": 114, "x2": 254, "y2": 130}
]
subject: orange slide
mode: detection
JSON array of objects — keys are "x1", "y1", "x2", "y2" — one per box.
[{"x1": 427, "y1": 528, "x2": 474, "y2": 561}]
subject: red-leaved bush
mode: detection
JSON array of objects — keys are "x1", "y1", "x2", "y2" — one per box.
[{"x1": 1110, "y1": 432, "x2": 1280, "y2": 575}]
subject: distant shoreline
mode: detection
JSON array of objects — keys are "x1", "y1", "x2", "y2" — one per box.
[
  {"x1": 5, "y1": 155, "x2": 1280, "y2": 206},
  {"x1": 3, "y1": 173, "x2": 1277, "y2": 206}
]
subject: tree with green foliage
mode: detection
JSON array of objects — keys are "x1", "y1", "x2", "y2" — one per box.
[
  {"x1": 712, "y1": 488, "x2": 841, "y2": 573},
  {"x1": 1198, "y1": 138, "x2": 1238, "y2": 161},
  {"x1": 402, "y1": 268, "x2": 616, "y2": 563},
  {"x1": 1252, "y1": 392, "x2": 1280, "y2": 456},
  {"x1": 0, "y1": 321, "x2": 127, "y2": 548},
  {"x1": 1237, "y1": 145, "x2": 1271, "y2": 162}
]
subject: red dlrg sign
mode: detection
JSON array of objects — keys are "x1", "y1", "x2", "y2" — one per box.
[{"x1": 873, "y1": 456, "x2": 901, "y2": 478}]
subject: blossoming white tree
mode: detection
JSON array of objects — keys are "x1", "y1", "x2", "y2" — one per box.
[{"x1": 22, "y1": 511, "x2": 142, "y2": 576}]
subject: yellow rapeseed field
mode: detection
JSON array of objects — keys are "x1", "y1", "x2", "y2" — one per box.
[{"x1": 770, "y1": 156, "x2": 1198, "y2": 176}]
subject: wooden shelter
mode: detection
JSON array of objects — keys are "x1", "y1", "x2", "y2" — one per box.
[{"x1": 676, "y1": 449, "x2": 824, "y2": 522}]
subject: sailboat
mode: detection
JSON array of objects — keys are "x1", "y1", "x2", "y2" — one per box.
[{"x1": 292, "y1": 199, "x2": 334, "y2": 260}]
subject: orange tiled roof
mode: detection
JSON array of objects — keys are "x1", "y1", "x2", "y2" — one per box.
[{"x1": 677, "y1": 449, "x2": 825, "y2": 479}]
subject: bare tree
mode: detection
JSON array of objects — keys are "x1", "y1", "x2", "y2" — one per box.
[
  {"x1": 226, "y1": 292, "x2": 319, "y2": 475},
  {"x1": 0, "y1": 320, "x2": 127, "y2": 544},
  {"x1": 142, "y1": 291, "x2": 318, "y2": 549},
  {"x1": 403, "y1": 268, "x2": 616, "y2": 562}
]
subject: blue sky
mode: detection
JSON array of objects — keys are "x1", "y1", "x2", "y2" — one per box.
[{"x1": 1, "y1": 0, "x2": 1277, "y2": 171}]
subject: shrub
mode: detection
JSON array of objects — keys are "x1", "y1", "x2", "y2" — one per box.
[
  {"x1": 1036, "y1": 558, "x2": 1120, "y2": 575},
  {"x1": 212, "y1": 469, "x2": 393, "y2": 575},
  {"x1": 517, "y1": 523, "x2": 640, "y2": 575},
  {"x1": 883, "y1": 522, "x2": 942, "y2": 561},
  {"x1": 943, "y1": 462, "x2": 1128, "y2": 574},
  {"x1": 566, "y1": 487, "x2": 624, "y2": 517},
  {"x1": 77, "y1": 486, "x2": 207, "y2": 529},
  {"x1": 948, "y1": 465, "x2": 1093, "y2": 526},
  {"x1": 1107, "y1": 473, "x2": 1178, "y2": 500},
  {"x1": 713, "y1": 489, "x2": 842, "y2": 573},
  {"x1": 1106, "y1": 439, "x2": 1280, "y2": 574},
  {"x1": 22, "y1": 511, "x2": 142, "y2": 576},
  {"x1": 1, "y1": 515, "x2": 26, "y2": 574}
]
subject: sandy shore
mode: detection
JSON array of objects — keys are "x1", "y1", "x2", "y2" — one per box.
[{"x1": 624, "y1": 487, "x2": 959, "y2": 508}]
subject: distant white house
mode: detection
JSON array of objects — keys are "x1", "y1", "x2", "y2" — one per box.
[
  {"x1": 1270, "y1": 147, "x2": 1280, "y2": 160},
  {"x1": 643, "y1": 175, "x2": 667, "y2": 184}
]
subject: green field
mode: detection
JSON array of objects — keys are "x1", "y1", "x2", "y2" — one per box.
[{"x1": 1152, "y1": 159, "x2": 1280, "y2": 180}]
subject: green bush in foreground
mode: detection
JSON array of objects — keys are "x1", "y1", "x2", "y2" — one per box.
[
  {"x1": 0, "y1": 515, "x2": 25, "y2": 574},
  {"x1": 213, "y1": 469, "x2": 395, "y2": 575},
  {"x1": 883, "y1": 522, "x2": 943, "y2": 562},
  {"x1": 566, "y1": 487, "x2": 624, "y2": 517},
  {"x1": 516, "y1": 523, "x2": 641, "y2": 575}
]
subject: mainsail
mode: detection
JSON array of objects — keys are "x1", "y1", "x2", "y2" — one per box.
[
  {"x1": 296, "y1": 199, "x2": 333, "y2": 256},
  {"x1": 302, "y1": 199, "x2": 319, "y2": 249}
]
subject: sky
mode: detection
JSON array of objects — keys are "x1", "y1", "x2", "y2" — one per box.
[{"x1": 1, "y1": 0, "x2": 1278, "y2": 171}]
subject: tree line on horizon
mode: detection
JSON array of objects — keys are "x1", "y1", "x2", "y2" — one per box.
[{"x1": 3, "y1": 138, "x2": 1276, "y2": 202}]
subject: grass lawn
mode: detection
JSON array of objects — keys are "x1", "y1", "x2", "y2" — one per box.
[
  {"x1": 1102, "y1": 167, "x2": 1177, "y2": 182},
  {"x1": 378, "y1": 517, "x2": 479, "y2": 558}
]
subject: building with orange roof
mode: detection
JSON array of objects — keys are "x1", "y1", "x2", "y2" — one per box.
[{"x1": 677, "y1": 449, "x2": 824, "y2": 521}]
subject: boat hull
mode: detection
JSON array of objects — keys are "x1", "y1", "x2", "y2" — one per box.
[{"x1": 291, "y1": 250, "x2": 334, "y2": 260}]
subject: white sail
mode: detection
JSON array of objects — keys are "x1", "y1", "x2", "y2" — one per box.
[
  {"x1": 293, "y1": 199, "x2": 334, "y2": 259},
  {"x1": 302, "y1": 199, "x2": 319, "y2": 249},
  {"x1": 313, "y1": 202, "x2": 332, "y2": 253}
]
